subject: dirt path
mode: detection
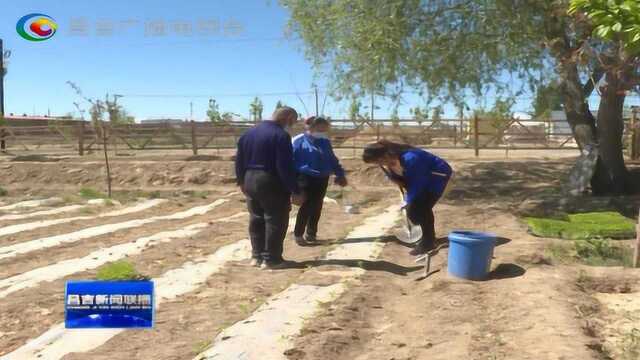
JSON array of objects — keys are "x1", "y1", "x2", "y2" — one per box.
[{"x1": 282, "y1": 203, "x2": 599, "y2": 360}]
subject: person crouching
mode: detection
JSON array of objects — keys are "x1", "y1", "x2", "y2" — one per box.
[{"x1": 362, "y1": 140, "x2": 453, "y2": 255}]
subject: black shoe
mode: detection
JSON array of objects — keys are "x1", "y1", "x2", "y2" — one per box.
[
  {"x1": 304, "y1": 234, "x2": 317, "y2": 243},
  {"x1": 294, "y1": 235, "x2": 308, "y2": 246},
  {"x1": 409, "y1": 243, "x2": 435, "y2": 256},
  {"x1": 260, "y1": 259, "x2": 290, "y2": 270},
  {"x1": 249, "y1": 258, "x2": 263, "y2": 267}
]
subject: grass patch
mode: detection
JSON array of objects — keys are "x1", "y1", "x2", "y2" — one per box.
[
  {"x1": 181, "y1": 190, "x2": 208, "y2": 199},
  {"x1": 79, "y1": 187, "x2": 107, "y2": 199},
  {"x1": 546, "y1": 238, "x2": 634, "y2": 267},
  {"x1": 0, "y1": 186, "x2": 7, "y2": 197},
  {"x1": 237, "y1": 302, "x2": 250, "y2": 313},
  {"x1": 546, "y1": 241, "x2": 574, "y2": 263},
  {"x1": 109, "y1": 190, "x2": 164, "y2": 203},
  {"x1": 78, "y1": 206, "x2": 100, "y2": 215},
  {"x1": 526, "y1": 212, "x2": 636, "y2": 240},
  {"x1": 575, "y1": 238, "x2": 634, "y2": 267},
  {"x1": 96, "y1": 260, "x2": 147, "y2": 281},
  {"x1": 193, "y1": 339, "x2": 211, "y2": 355},
  {"x1": 147, "y1": 190, "x2": 162, "y2": 199},
  {"x1": 62, "y1": 194, "x2": 80, "y2": 204}
]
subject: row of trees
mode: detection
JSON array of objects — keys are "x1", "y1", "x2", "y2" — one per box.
[
  {"x1": 206, "y1": 97, "x2": 278, "y2": 123},
  {"x1": 63, "y1": 88, "x2": 561, "y2": 126},
  {"x1": 206, "y1": 98, "x2": 294, "y2": 123},
  {"x1": 66, "y1": 82, "x2": 134, "y2": 126}
]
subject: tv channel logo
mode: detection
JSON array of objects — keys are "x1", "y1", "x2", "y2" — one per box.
[{"x1": 17, "y1": 13, "x2": 58, "y2": 41}]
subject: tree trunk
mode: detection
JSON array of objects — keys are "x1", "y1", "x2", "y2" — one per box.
[
  {"x1": 594, "y1": 71, "x2": 630, "y2": 195},
  {"x1": 543, "y1": 16, "x2": 637, "y2": 195},
  {"x1": 557, "y1": 59, "x2": 635, "y2": 195}
]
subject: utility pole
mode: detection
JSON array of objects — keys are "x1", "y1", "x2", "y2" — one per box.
[
  {"x1": 314, "y1": 86, "x2": 319, "y2": 116},
  {"x1": 0, "y1": 39, "x2": 4, "y2": 119},
  {"x1": 0, "y1": 39, "x2": 5, "y2": 152},
  {"x1": 190, "y1": 101, "x2": 193, "y2": 121}
]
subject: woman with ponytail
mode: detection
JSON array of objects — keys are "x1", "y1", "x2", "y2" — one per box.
[{"x1": 363, "y1": 140, "x2": 453, "y2": 255}]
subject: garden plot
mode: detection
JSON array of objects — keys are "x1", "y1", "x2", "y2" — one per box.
[
  {"x1": 0, "y1": 199, "x2": 228, "y2": 261},
  {"x1": 22, "y1": 190, "x2": 391, "y2": 360},
  {"x1": 0, "y1": 205, "x2": 390, "y2": 359},
  {"x1": 0, "y1": 211, "x2": 248, "y2": 298},
  {"x1": 0, "y1": 197, "x2": 64, "y2": 212},
  {"x1": 0, "y1": 240, "x2": 253, "y2": 360},
  {"x1": 0, "y1": 204, "x2": 88, "y2": 221},
  {"x1": 0, "y1": 198, "x2": 166, "y2": 237}
]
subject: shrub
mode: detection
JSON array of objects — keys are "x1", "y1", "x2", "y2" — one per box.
[
  {"x1": 79, "y1": 187, "x2": 107, "y2": 199},
  {"x1": 96, "y1": 260, "x2": 146, "y2": 281}
]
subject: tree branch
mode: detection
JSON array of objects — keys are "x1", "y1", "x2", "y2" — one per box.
[{"x1": 583, "y1": 67, "x2": 604, "y2": 97}]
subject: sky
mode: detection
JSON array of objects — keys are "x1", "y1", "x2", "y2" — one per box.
[{"x1": 1, "y1": 1, "x2": 637, "y2": 122}]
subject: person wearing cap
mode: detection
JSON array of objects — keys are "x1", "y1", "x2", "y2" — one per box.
[
  {"x1": 362, "y1": 140, "x2": 453, "y2": 255},
  {"x1": 291, "y1": 116, "x2": 347, "y2": 245},
  {"x1": 235, "y1": 106, "x2": 304, "y2": 269}
]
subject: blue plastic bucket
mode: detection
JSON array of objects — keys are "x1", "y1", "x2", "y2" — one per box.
[{"x1": 447, "y1": 231, "x2": 496, "y2": 280}]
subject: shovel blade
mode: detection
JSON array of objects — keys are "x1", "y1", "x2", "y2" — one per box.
[{"x1": 395, "y1": 224, "x2": 422, "y2": 244}]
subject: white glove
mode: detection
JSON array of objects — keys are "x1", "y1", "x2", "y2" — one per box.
[{"x1": 400, "y1": 200, "x2": 408, "y2": 210}]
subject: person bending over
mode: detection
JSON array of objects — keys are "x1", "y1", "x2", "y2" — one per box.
[{"x1": 362, "y1": 140, "x2": 453, "y2": 255}]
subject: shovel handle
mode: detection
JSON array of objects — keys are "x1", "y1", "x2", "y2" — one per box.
[{"x1": 379, "y1": 165, "x2": 406, "y2": 197}]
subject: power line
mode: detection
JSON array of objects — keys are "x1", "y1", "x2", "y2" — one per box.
[{"x1": 119, "y1": 91, "x2": 318, "y2": 98}]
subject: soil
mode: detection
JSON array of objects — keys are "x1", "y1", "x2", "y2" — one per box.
[{"x1": 0, "y1": 149, "x2": 638, "y2": 359}]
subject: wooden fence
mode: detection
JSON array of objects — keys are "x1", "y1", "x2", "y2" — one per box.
[{"x1": 0, "y1": 115, "x2": 638, "y2": 158}]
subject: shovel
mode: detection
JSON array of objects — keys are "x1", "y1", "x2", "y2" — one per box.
[
  {"x1": 397, "y1": 188, "x2": 422, "y2": 244},
  {"x1": 379, "y1": 166, "x2": 422, "y2": 245}
]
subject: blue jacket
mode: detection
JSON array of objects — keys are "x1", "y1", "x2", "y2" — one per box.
[
  {"x1": 235, "y1": 121, "x2": 299, "y2": 194},
  {"x1": 292, "y1": 133, "x2": 345, "y2": 179},
  {"x1": 398, "y1": 149, "x2": 452, "y2": 204}
]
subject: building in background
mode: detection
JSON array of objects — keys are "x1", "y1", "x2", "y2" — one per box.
[{"x1": 140, "y1": 118, "x2": 185, "y2": 125}]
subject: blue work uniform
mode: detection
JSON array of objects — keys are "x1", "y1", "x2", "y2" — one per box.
[
  {"x1": 389, "y1": 148, "x2": 453, "y2": 252},
  {"x1": 399, "y1": 148, "x2": 452, "y2": 204},
  {"x1": 291, "y1": 132, "x2": 345, "y2": 239},
  {"x1": 291, "y1": 133, "x2": 345, "y2": 179}
]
